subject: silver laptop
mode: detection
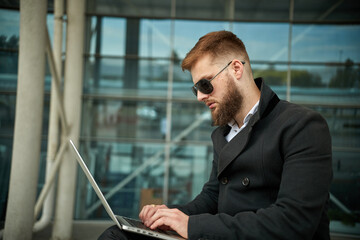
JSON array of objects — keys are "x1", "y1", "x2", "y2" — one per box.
[{"x1": 69, "y1": 139, "x2": 184, "y2": 240}]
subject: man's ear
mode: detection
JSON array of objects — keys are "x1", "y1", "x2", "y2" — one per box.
[{"x1": 233, "y1": 59, "x2": 244, "y2": 80}]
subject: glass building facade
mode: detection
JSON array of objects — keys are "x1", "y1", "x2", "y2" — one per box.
[{"x1": 0, "y1": 0, "x2": 359, "y2": 236}]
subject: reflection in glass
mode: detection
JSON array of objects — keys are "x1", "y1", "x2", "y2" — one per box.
[
  {"x1": 75, "y1": 141, "x2": 166, "y2": 219},
  {"x1": 168, "y1": 145, "x2": 213, "y2": 205},
  {"x1": 84, "y1": 58, "x2": 170, "y2": 97},
  {"x1": 289, "y1": 65, "x2": 360, "y2": 105},
  {"x1": 87, "y1": 17, "x2": 126, "y2": 56},
  {"x1": 176, "y1": 0, "x2": 230, "y2": 19},
  {"x1": 292, "y1": 25, "x2": 360, "y2": 63},
  {"x1": 312, "y1": 106, "x2": 360, "y2": 149},
  {"x1": 139, "y1": 19, "x2": 171, "y2": 58},
  {"x1": 174, "y1": 20, "x2": 232, "y2": 59},
  {"x1": 329, "y1": 150, "x2": 360, "y2": 234},
  {"x1": 82, "y1": 99, "x2": 167, "y2": 140},
  {"x1": 233, "y1": 23, "x2": 289, "y2": 62},
  {"x1": 171, "y1": 102, "x2": 214, "y2": 142},
  {"x1": 86, "y1": 0, "x2": 172, "y2": 18}
]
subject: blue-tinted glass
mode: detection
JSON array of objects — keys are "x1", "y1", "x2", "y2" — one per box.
[
  {"x1": 252, "y1": 63, "x2": 288, "y2": 100},
  {"x1": 81, "y1": 99, "x2": 167, "y2": 140},
  {"x1": 173, "y1": 59, "x2": 193, "y2": 99},
  {"x1": 0, "y1": 51, "x2": 18, "y2": 91},
  {"x1": 292, "y1": 25, "x2": 360, "y2": 63},
  {"x1": 0, "y1": 9, "x2": 19, "y2": 41},
  {"x1": 168, "y1": 144, "x2": 213, "y2": 205},
  {"x1": 0, "y1": 95, "x2": 16, "y2": 135},
  {"x1": 74, "y1": 141, "x2": 166, "y2": 219},
  {"x1": 102, "y1": 18, "x2": 126, "y2": 56},
  {"x1": 0, "y1": 9, "x2": 19, "y2": 92},
  {"x1": 0, "y1": 94, "x2": 49, "y2": 136},
  {"x1": 311, "y1": 106, "x2": 360, "y2": 149},
  {"x1": 87, "y1": 17, "x2": 126, "y2": 56},
  {"x1": 289, "y1": 65, "x2": 360, "y2": 104},
  {"x1": 139, "y1": 19, "x2": 171, "y2": 58},
  {"x1": 174, "y1": 20, "x2": 232, "y2": 59},
  {"x1": 171, "y1": 102, "x2": 215, "y2": 142},
  {"x1": 84, "y1": 58, "x2": 170, "y2": 97},
  {"x1": 233, "y1": 23, "x2": 289, "y2": 62}
]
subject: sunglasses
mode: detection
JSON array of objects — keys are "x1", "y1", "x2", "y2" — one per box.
[{"x1": 191, "y1": 60, "x2": 245, "y2": 96}]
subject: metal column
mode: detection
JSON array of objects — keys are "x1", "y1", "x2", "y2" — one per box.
[
  {"x1": 52, "y1": 0, "x2": 85, "y2": 239},
  {"x1": 3, "y1": 1, "x2": 48, "y2": 240},
  {"x1": 33, "y1": 0, "x2": 64, "y2": 232}
]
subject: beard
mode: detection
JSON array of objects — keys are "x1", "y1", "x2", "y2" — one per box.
[{"x1": 211, "y1": 79, "x2": 243, "y2": 126}]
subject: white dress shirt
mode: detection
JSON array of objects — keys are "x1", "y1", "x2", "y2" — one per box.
[{"x1": 225, "y1": 100, "x2": 260, "y2": 142}]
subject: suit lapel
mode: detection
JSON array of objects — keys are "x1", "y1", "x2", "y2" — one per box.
[
  {"x1": 212, "y1": 125, "x2": 231, "y2": 156},
  {"x1": 212, "y1": 78, "x2": 280, "y2": 178},
  {"x1": 217, "y1": 112, "x2": 258, "y2": 177}
]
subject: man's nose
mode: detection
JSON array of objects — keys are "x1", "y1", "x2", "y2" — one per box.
[{"x1": 197, "y1": 90, "x2": 209, "y2": 102}]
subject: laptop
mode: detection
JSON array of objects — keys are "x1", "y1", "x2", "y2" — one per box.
[{"x1": 69, "y1": 139, "x2": 184, "y2": 240}]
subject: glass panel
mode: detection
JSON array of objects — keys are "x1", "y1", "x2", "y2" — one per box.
[
  {"x1": 139, "y1": 19, "x2": 171, "y2": 58},
  {"x1": 234, "y1": 0, "x2": 290, "y2": 21},
  {"x1": 0, "y1": 94, "x2": 16, "y2": 136},
  {"x1": 176, "y1": 0, "x2": 230, "y2": 19},
  {"x1": 86, "y1": 0, "x2": 172, "y2": 18},
  {"x1": 168, "y1": 144, "x2": 213, "y2": 205},
  {"x1": 101, "y1": 18, "x2": 126, "y2": 56},
  {"x1": 0, "y1": 51, "x2": 18, "y2": 91},
  {"x1": 174, "y1": 20, "x2": 232, "y2": 59},
  {"x1": 173, "y1": 59, "x2": 193, "y2": 100},
  {"x1": 0, "y1": 9, "x2": 20, "y2": 41},
  {"x1": 0, "y1": 9, "x2": 19, "y2": 92},
  {"x1": 84, "y1": 58, "x2": 170, "y2": 98},
  {"x1": 87, "y1": 17, "x2": 126, "y2": 56},
  {"x1": 289, "y1": 65, "x2": 360, "y2": 105},
  {"x1": 173, "y1": 21, "x2": 290, "y2": 62},
  {"x1": 294, "y1": 0, "x2": 360, "y2": 22},
  {"x1": 171, "y1": 102, "x2": 215, "y2": 142},
  {"x1": 232, "y1": 23, "x2": 289, "y2": 62},
  {"x1": 312, "y1": 106, "x2": 360, "y2": 149},
  {"x1": 292, "y1": 24, "x2": 360, "y2": 63},
  {"x1": 0, "y1": 138, "x2": 12, "y2": 220},
  {"x1": 0, "y1": 94, "x2": 50, "y2": 136},
  {"x1": 253, "y1": 63, "x2": 288, "y2": 100},
  {"x1": 75, "y1": 141, "x2": 166, "y2": 219},
  {"x1": 329, "y1": 150, "x2": 360, "y2": 235},
  {"x1": 81, "y1": 99, "x2": 167, "y2": 140}
]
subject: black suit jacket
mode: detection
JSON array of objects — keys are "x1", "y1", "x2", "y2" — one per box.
[{"x1": 176, "y1": 78, "x2": 333, "y2": 240}]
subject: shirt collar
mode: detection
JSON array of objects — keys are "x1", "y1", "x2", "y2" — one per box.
[{"x1": 228, "y1": 100, "x2": 260, "y2": 128}]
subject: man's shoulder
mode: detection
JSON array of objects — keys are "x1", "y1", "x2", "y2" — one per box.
[
  {"x1": 274, "y1": 99, "x2": 329, "y2": 132},
  {"x1": 276, "y1": 99, "x2": 322, "y2": 118}
]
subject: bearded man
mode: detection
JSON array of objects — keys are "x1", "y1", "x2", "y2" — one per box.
[{"x1": 99, "y1": 31, "x2": 333, "y2": 240}]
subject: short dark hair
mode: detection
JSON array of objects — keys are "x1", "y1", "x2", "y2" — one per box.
[{"x1": 181, "y1": 30, "x2": 250, "y2": 71}]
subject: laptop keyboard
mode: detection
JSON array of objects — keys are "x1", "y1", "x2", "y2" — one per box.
[
  {"x1": 124, "y1": 217, "x2": 148, "y2": 229},
  {"x1": 123, "y1": 217, "x2": 165, "y2": 233}
]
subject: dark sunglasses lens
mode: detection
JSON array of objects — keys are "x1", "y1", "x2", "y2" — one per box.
[
  {"x1": 198, "y1": 79, "x2": 213, "y2": 94},
  {"x1": 192, "y1": 79, "x2": 214, "y2": 96},
  {"x1": 191, "y1": 86, "x2": 198, "y2": 96}
]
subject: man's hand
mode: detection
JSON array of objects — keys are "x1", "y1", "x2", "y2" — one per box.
[
  {"x1": 139, "y1": 204, "x2": 189, "y2": 239},
  {"x1": 139, "y1": 204, "x2": 168, "y2": 224}
]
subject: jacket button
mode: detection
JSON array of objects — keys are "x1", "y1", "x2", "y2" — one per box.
[
  {"x1": 221, "y1": 177, "x2": 228, "y2": 185},
  {"x1": 242, "y1": 177, "x2": 250, "y2": 187}
]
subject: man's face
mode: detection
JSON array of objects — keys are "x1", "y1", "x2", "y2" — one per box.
[
  {"x1": 191, "y1": 56, "x2": 243, "y2": 126},
  {"x1": 211, "y1": 78, "x2": 243, "y2": 126}
]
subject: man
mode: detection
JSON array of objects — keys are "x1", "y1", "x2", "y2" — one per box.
[{"x1": 99, "y1": 30, "x2": 333, "y2": 240}]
